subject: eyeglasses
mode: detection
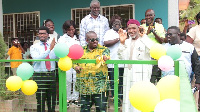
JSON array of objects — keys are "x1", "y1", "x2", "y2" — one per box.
[
  {"x1": 89, "y1": 38, "x2": 99, "y2": 42},
  {"x1": 38, "y1": 33, "x2": 48, "y2": 35}
]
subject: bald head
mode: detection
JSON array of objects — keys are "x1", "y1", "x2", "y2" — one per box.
[{"x1": 145, "y1": 9, "x2": 155, "y2": 25}]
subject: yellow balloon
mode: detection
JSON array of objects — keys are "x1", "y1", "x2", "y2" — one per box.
[
  {"x1": 6, "y1": 76, "x2": 23, "y2": 91},
  {"x1": 150, "y1": 44, "x2": 166, "y2": 60},
  {"x1": 129, "y1": 81, "x2": 160, "y2": 112},
  {"x1": 58, "y1": 56, "x2": 72, "y2": 71},
  {"x1": 156, "y1": 75, "x2": 180, "y2": 101},
  {"x1": 21, "y1": 80, "x2": 38, "y2": 95}
]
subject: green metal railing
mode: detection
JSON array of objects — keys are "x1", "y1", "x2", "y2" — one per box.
[{"x1": 0, "y1": 59, "x2": 197, "y2": 112}]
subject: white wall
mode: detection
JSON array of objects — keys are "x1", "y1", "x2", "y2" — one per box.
[
  {"x1": 0, "y1": 0, "x2": 2, "y2": 34},
  {"x1": 168, "y1": 0, "x2": 179, "y2": 27}
]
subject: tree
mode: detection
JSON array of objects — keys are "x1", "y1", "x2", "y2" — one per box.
[{"x1": 179, "y1": 0, "x2": 200, "y2": 21}]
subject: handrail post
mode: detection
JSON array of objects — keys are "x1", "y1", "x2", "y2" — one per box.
[
  {"x1": 114, "y1": 64, "x2": 119, "y2": 112},
  {"x1": 58, "y1": 68, "x2": 67, "y2": 112}
]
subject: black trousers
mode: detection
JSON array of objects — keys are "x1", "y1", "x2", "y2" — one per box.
[
  {"x1": 108, "y1": 68, "x2": 124, "y2": 100},
  {"x1": 80, "y1": 92, "x2": 108, "y2": 112},
  {"x1": 150, "y1": 65, "x2": 161, "y2": 84},
  {"x1": 33, "y1": 71, "x2": 56, "y2": 112}
]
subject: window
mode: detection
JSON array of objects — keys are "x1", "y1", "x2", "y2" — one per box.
[
  {"x1": 71, "y1": 4, "x2": 134, "y2": 31},
  {"x1": 3, "y1": 11, "x2": 40, "y2": 48}
]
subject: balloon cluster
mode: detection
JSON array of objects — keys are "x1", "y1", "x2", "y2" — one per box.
[
  {"x1": 129, "y1": 75, "x2": 180, "y2": 112},
  {"x1": 6, "y1": 63, "x2": 38, "y2": 95},
  {"x1": 150, "y1": 44, "x2": 182, "y2": 71},
  {"x1": 54, "y1": 43, "x2": 84, "y2": 71}
]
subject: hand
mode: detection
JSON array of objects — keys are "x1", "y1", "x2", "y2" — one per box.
[
  {"x1": 195, "y1": 83, "x2": 200, "y2": 90},
  {"x1": 184, "y1": 19, "x2": 189, "y2": 27},
  {"x1": 50, "y1": 38, "x2": 56, "y2": 50},
  {"x1": 139, "y1": 26, "x2": 145, "y2": 37},
  {"x1": 147, "y1": 23, "x2": 154, "y2": 34},
  {"x1": 103, "y1": 55, "x2": 109, "y2": 61},
  {"x1": 118, "y1": 28, "x2": 127, "y2": 45},
  {"x1": 75, "y1": 66, "x2": 82, "y2": 74}
]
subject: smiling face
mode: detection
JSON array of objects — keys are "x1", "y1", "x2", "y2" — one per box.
[
  {"x1": 90, "y1": 2, "x2": 100, "y2": 17},
  {"x1": 45, "y1": 21, "x2": 54, "y2": 34},
  {"x1": 67, "y1": 26, "x2": 75, "y2": 37},
  {"x1": 38, "y1": 30, "x2": 49, "y2": 42},
  {"x1": 112, "y1": 19, "x2": 121, "y2": 32},
  {"x1": 127, "y1": 24, "x2": 139, "y2": 38},
  {"x1": 86, "y1": 32, "x2": 98, "y2": 50},
  {"x1": 145, "y1": 9, "x2": 155, "y2": 25}
]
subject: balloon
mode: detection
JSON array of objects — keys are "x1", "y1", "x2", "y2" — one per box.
[
  {"x1": 156, "y1": 75, "x2": 180, "y2": 101},
  {"x1": 129, "y1": 81, "x2": 160, "y2": 112},
  {"x1": 150, "y1": 44, "x2": 166, "y2": 60},
  {"x1": 158, "y1": 55, "x2": 174, "y2": 71},
  {"x1": 16, "y1": 63, "x2": 34, "y2": 81},
  {"x1": 166, "y1": 45, "x2": 182, "y2": 60},
  {"x1": 6, "y1": 76, "x2": 23, "y2": 91},
  {"x1": 154, "y1": 99, "x2": 180, "y2": 112},
  {"x1": 68, "y1": 44, "x2": 84, "y2": 59},
  {"x1": 54, "y1": 43, "x2": 69, "y2": 58},
  {"x1": 58, "y1": 56, "x2": 72, "y2": 71},
  {"x1": 21, "y1": 80, "x2": 38, "y2": 95}
]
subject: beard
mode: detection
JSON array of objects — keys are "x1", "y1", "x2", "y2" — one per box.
[{"x1": 129, "y1": 34, "x2": 136, "y2": 39}]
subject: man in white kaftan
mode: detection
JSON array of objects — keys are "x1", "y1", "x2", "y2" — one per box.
[{"x1": 118, "y1": 19, "x2": 154, "y2": 112}]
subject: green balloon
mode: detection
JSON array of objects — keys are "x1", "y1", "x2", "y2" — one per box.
[
  {"x1": 54, "y1": 43, "x2": 69, "y2": 58},
  {"x1": 166, "y1": 45, "x2": 182, "y2": 60},
  {"x1": 16, "y1": 63, "x2": 34, "y2": 81}
]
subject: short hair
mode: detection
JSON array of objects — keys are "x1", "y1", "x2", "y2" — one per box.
[
  {"x1": 196, "y1": 12, "x2": 200, "y2": 25},
  {"x1": 86, "y1": 31, "x2": 97, "y2": 40},
  {"x1": 43, "y1": 19, "x2": 54, "y2": 26},
  {"x1": 38, "y1": 26, "x2": 50, "y2": 34},
  {"x1": 168, "y1": 26, "x2": 181, "y2": 33},
  {"x1": 21, "y1": 42, "x2": 29, "y2": 47},
  {"x1": 11, "y1": 38, "x2": 18, "y2": 42},
  {"x1": 90, "y1": 0, "x2": 100, "y2": 7},
  {"x1": 109, "y1": 14, "x2": 122, "y2": 28},
  {"x1": 155, "y1": 18, "x2": 162, "y2": 21}
]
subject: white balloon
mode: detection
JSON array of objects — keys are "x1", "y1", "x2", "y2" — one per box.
[{"x1": 154, "y1": 99, "x2": 180, "y2": 112}]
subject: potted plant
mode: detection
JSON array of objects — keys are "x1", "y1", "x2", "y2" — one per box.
[{"x1": 0, "y1": 33, "x2": 25, "y2": 112}]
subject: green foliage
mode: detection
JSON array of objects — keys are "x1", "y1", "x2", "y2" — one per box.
[
  {"x1": 179, "y1": 0, "x2": 200, "y2": 21},
  {"x1": 0, "y1": 33, "x2": 7, "y2": 59},
  {"x1": 0, "y1": 33, "x2": 24, "y2": 101}
]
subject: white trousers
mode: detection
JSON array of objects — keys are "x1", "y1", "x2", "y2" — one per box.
[{"x1": 66, "y1": 68, "x2": 79, "y2": 101}]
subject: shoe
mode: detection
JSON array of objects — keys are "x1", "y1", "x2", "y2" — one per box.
[{"x1": 72, "y1": 100, "x2": 81, "y2": 107}]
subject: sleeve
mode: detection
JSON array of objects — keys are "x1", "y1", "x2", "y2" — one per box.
[
  {"x1": 118, "y1": 43, "x2": 127, "y2": 60},
  {"x1": 191, "y1": 48, "x2": 200, "y2": 83},
  {"x1": 140, "y1": 34, "x2": 154, "y2": 50},
  {"x1": 30, "y1": 45, "x2": 51, "y2": 59},
  {"x1": 79, "y1": 18, "x2": 87, "y2": 46},
  {"x1": 103, "y1": 30, "x2": 110, "y2": 42},
  {"x1": 187, "y1": 26, "x2": 196, "y2": 40},
  {"x1": 155, "y1": 23, "x2": 165, "y2": 38},
  {"x1": 102, "y1": 47, "x2": 110, "y2": 59}
]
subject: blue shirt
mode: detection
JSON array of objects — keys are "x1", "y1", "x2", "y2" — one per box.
[{"x1": 30, "y1": 41, "x2": 57, "y2": 72}]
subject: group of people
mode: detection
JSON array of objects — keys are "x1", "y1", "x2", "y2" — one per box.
[{"x1": 6, "y1": 0, "x2": 200, "y2": 111}]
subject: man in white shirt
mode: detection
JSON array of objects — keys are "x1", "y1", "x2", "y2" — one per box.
[{"x1": 79, "y1": 0, "x2": 109, "y2": 46}]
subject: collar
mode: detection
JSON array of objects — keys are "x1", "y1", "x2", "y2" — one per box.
[
  {"x1": 146, "y1": 22, "x2": 155, "y2": 27},
  {"x1": 39, "y1": 41, "x2": 49, "y2": 45},
  {"x1": 85, "y1": 44, "x2": 100, "y2": 52},
  {"x1": 89, "y1": 14, "x2": 101, "y2": 19}
]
